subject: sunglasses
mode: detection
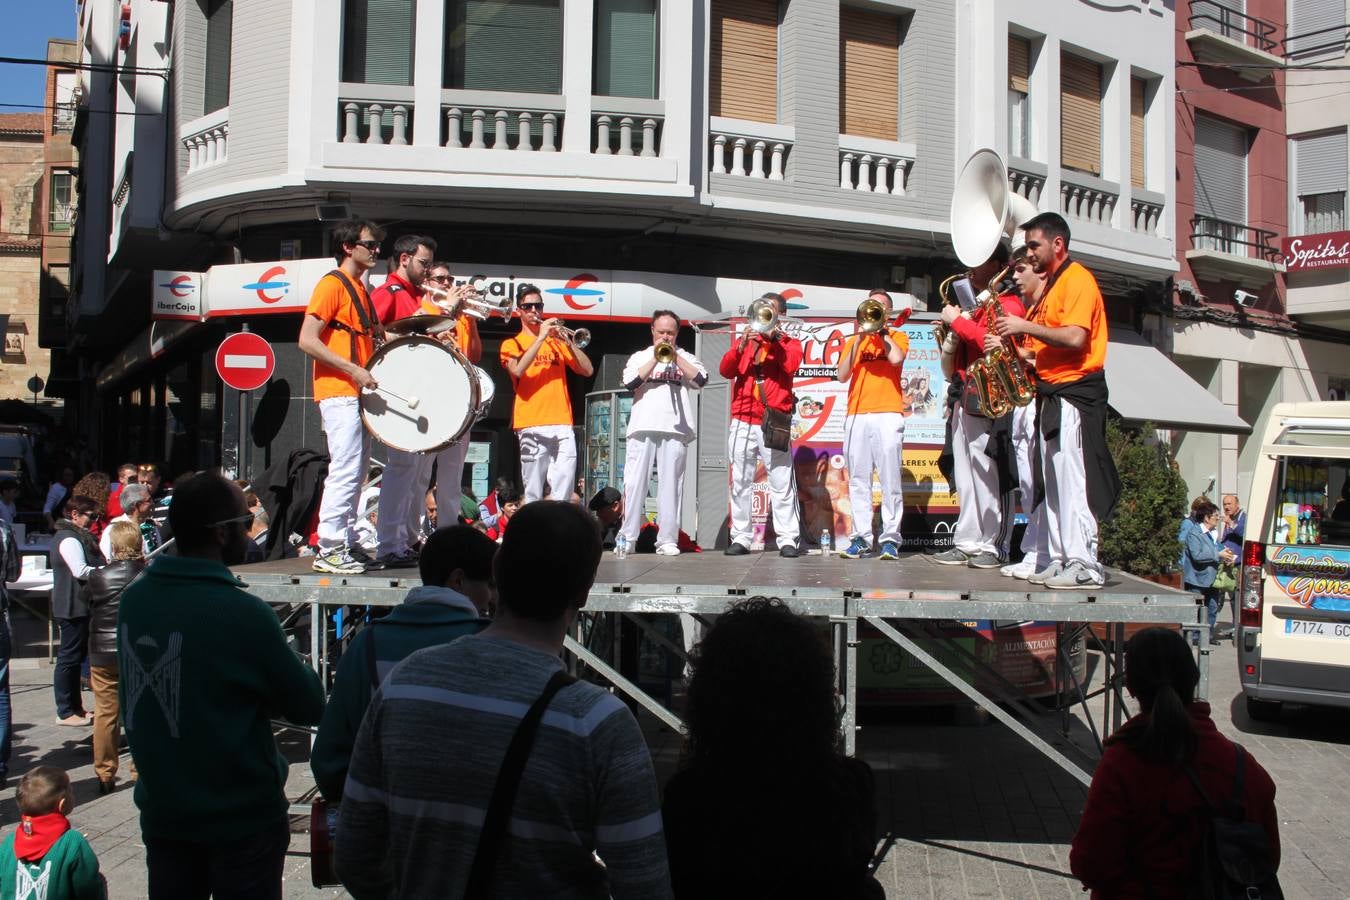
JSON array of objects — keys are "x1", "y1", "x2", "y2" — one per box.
[
  {"x1": 427, "y1": 274, "x2": 451, "y2": 282},
  {"x1": 519, "y1": 302, "x2": 545, "y2": 311},
  {"x1": 209, "y1": 512, "x2": 255, "y2": 529},
  {"x1": 353, "y1": 240, "x2": 382, "y2": 252}
]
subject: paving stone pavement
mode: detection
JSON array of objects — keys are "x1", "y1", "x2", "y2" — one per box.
[{"x1": 2, "y1": 637, "x2": 1347, "y2": 899}]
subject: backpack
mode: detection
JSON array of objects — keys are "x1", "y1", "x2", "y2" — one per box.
[{"x1": 1183, "y1": 744, "x2": 1283, "y2": 900}]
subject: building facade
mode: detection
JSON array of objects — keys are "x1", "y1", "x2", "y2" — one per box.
[{"x1": 0, "y1": 114, "x2": 47, "y2": 404}]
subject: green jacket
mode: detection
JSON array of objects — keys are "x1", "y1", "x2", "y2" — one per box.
[
  {"x1": 310, "y1": 585, "x2": 487, "y2": 801},
  {"x1": 0, "y1": 828, "x2": 104, "y2": 900},
  {"x1": 116, "y1": 554, "x2": 325, "y2": 842}
]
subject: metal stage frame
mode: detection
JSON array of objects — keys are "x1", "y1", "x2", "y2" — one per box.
[{"x1": 238, "y1": 552, "x2": 1204, "y2": 787}]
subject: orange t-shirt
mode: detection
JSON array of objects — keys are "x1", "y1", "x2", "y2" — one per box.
[
  {"x1": 1027, "y1": 261, "x2": 1107, "y2": 385},
  {"x1": 500, "y1": 329, "x2": 577, "y2": 429},
  {"x1": 841, "y1": 328, "x2": 910, "y2": 416},
  {"x1": 417, "y1": 297, "x2": 475, "y2": 357},
  {"x1": 306, "y1": 272, "x2": 376, "y2": 401}
]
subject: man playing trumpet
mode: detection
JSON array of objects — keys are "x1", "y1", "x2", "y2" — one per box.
[
  {"x1": 617, "y1": 311, "x2": 707, "y2": 556},
  {"x1": 836, "y1": 290, "x2": 911, "y2": 560},
  {"x1": 501, "y1": 284, "x2": 594, "y2": 504}
]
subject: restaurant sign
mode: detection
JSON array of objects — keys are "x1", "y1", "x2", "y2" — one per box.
[{"x1": 1282, "y1": 231, "x2": 1350, "y2": 273}]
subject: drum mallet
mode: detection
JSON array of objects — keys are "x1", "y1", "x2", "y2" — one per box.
[{"x1": 367, "y1": 386, "x2": 420, "y2": 409}]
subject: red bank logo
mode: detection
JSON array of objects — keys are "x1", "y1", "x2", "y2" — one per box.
[
  {"x1": 158, "y1": 275, "x2": 196, "y2": 298},
  {"x1": 546, "y1": 273, "x2": 605, "y2": 311},
  {"x1": 779, "y1": 288, "x2": 808, "y2": 312},
  {"x1": 242, "y1": 266, "x2": 291, "y2": 304}
]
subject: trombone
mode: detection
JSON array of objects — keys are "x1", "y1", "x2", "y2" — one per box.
[{"x1": 423, "y1": 282, "x2": 516, "y2": 320}]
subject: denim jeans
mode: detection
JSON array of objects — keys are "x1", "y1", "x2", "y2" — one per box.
[
  {"x1": 145, "y1": 818, "x2": 290, "y2": 900},
  {"x1": 53, "y1": 615, "x2": 89, "y2": 719},
  {"x1": 0, "y1": 609, "x2": 11, "y2": 778}
]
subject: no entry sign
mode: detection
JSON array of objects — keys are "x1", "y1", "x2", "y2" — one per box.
[{"x1": 215, "y1": 332, "x2": 275, "y2": 391}]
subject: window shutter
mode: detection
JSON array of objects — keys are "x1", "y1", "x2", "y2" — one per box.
[
  {"x1": 1194, "y1": 114, "x2": 1247, "y2": 224},
  {"x1": 1288, "y1": 0, "x2": 1345, "y2": 57},
  {"x1": 445, "y1": 0, "x2": 562, "y2": 93},
  {"x1": 595, "y1": 0, "x2": 658, "y2": 99},
  {"x1": 1295, "y1": 129, "x2": 1348, "y2": 196},
  {"x1": 1130, "y1": 77, "x2": 1146, "y2": 189},
  {"x1": 204, "y1": 0, "x2": 233, "y2": 114},
  {"x1": 1060, "y1": 52, "x2": 1101, "y2": 176},
  {"x1": 343, "y1": 0, "x2": 415, "y2": 86},
  {"x1": 1008, "y1": 35, "x2": 1029, "y2": 94},
  {"x1": 839, "y1": 7, "x2": 899, "y2": 141},
  {"x1": 710, "y1": 0, "x2": 778, "y2": 123}
]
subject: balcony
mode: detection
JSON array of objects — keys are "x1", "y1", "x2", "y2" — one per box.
[
  {"x1": 1130, "y1": 190, "x2": 1166, "y2": 236},
  {"x1": 1060, "y1": 169, "x2": 1119, "y2": 228},
  {"x1": 1008, "y1": 158, "x2": 1047, "y2": 206},
  {"x1": 592, "y1": 99, "x2": 663, "y2": 157},
  {"x1": 1186, "y1": 215, "x2": 1285, "y2": 287},
  {"x1": 1283, "y1": 24, "x2": 1350, "y2": 62},
  {"x1": 837, "y1": 136, "x2": 915, "y2": 197},
  {"x1": 179, "y1": 107, "x2": 229, "y2": 173},
  {"x1": 709, "y1": 117, "x2": 794, "y2": 180},
  {"x1": 338, "y1": 84, "x2": 415, "y2": 145},
  {"x1": 51, "y1": 102, "x2": 75, "y2": 135},
  {"x1": 1186, "y1": 1, "x2": 1282, "y2": 81}
]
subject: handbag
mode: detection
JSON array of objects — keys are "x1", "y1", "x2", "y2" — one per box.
[
  {"x1": 1212, "y1": 564, "x2": 1237, "y2": 593},
  {"x1": 756, "y1": 374, "x2": 793, "y2": 453}
]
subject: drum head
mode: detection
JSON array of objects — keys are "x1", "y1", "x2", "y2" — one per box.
[
  {"x1": 475, "y1": 367, "x2": 495, "y2": 404},
  {"x1": 361, "y1": 336, "x2": 478, "y2": 452},
  {"x1": 386, "y1": 313, "x2": 457, "y2": 336}
]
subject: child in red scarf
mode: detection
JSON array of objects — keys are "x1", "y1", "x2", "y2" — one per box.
[{"x1": 0, "y1": 766, "x2": 104, "y2": 899}]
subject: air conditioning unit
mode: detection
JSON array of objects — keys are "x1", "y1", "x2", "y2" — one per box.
[{"x1": 316, "y1": 203, "x2": 352, "y2": 222}]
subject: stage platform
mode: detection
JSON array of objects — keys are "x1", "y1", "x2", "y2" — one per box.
[{"x1": 237, "y1": 551, "x2": 1205, "y2": 786}]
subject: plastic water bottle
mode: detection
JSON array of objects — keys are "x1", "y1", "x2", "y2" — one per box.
[
  {"x1": 615, "y1": 534, "x2": 629, "y2": 559},
  {"x1": 819, "y1": 529, "x2": 831, "y2": 555}
]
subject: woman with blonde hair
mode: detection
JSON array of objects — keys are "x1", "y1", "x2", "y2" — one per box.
[{"x1": 86, "y1": 519, "x2": 145, "y2": 794}]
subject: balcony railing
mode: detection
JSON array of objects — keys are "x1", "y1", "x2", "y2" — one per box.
[
  {"x1": 592, "y1": 99, "x2": 664, "y2": 157},
  {"x1": 837, "y1": 136, "x2": 915, "y2": 196},
  {"x1": 1189, "y1": 1, "x2": 1278, "y2": 52},
  {"x1": 338, "y1": 84, "x2": 415, "y2": 145},
  {"x1": 709, "y1": 118, "x2": 794, "y2": 180},
  {"x1": 52, "y1": 102, "x2": 75, "y2": 134},
  {"x1": 48, "y1": 202, "x2": 74, "y2": 233},
  {"x1": 440, "y1": 91, "x2": 564, "y2": 151},
  {"x1": 1191, "y1": 215, "x2": 1281, "y2": 261},
  {"x1": 180, "y1": 108, "x2": 229, "y2": 173},
  {"x1": 1060, "y1": 169, "x2": 1118, "y2": 227},
  {"x1": 1008, "y1": 158, "x2": 1047, "y2": 206},
  {"x1": 1283, "y1": 24, "x2": 1350, "y2": 61},
  {"x1": 1130, "y1": 190, "x2": 1165, "y2": 236}
]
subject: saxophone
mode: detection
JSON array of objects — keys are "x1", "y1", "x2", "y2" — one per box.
[{"x1": 966, "y1": 265, "x2": 1036, "y2": 417}]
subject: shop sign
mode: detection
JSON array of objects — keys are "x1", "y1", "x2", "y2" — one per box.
[
  {"x1": 152, "y1": 271, "x2": 205, "y2": 320},
  {"x1": 1282, "y1": 231, "x2": 1350, "y2": 272}
]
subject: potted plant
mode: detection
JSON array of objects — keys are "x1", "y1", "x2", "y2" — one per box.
[{"x1": 1099, "y1": 419, "x2": 1189, "y2": 587}]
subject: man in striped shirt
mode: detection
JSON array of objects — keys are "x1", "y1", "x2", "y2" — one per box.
[{"x1": 337, "y1": 501, "x2": 672, "y2": 898}]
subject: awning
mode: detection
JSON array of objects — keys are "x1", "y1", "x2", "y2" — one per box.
[
  {"x1": 1104, "y1": 330, "x2": 1250, "y2": 434},
  {"x1": 96, "y1": 319, "x2": 205, "y2": 391}
]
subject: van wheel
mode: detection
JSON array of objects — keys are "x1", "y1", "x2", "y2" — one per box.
[{"x1": 1245, "y1": 696, "x2": 1282, "y2": 722}]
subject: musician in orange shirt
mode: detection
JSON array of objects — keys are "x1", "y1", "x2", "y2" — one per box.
[
  {"x1": 297, "y1": 219, "x2": 385, "y2": 575},
  {"x1": 499, "y1": 284, "x2": 594, "y2": 503},
  {"x1": 991, "y1": 212, "x2": 1120, "y2": 590},
  {"x1": 835, "y1": 290, "x2": 911, "y2": 561}
]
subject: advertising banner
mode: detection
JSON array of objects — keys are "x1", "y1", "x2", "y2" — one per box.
[
  {"x1": 1268, "y1": 544, "x2": 1350, "y2": 612},
  {"x1": 1282, "y1": 231, "x2": 1350, "y2": 273},
  {"x1": 151, "y1": 271, "x2": 206, "y2": 320}
]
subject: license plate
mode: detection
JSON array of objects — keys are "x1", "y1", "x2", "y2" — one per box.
[{"x1": 1283, "y1": 619, "x2": 1350, "y2": 641}]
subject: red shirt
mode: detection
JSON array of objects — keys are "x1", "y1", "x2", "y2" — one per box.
[
  {"x1": 1069, "y1": 702, "x2": 1279, "y2": 898},
  {"x1": 371, "y1": 272, "x2": 423, "y2": 324},
  {"x1": 948, "y1": 292, "x2": 1025, "y2": 379},
  {"x1": 719, "y1": 334, "x2": 803, "y2": 424}
]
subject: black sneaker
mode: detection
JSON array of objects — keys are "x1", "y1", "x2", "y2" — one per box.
[
  {"x1": 779, "y1": 544, "x2": 800, "y2": 558},
  {"x1": 724, "y1": 543, "x2": 750, "y2": 556}
]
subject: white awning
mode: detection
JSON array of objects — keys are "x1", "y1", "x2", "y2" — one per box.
[{"x1": 1104, "y1": 330, "x2": 1251, "y2": 434}]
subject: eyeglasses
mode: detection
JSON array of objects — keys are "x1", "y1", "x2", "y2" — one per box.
[
  {"x1": 412, "y1": 256, "x2": 435, "y2": 266},
  {"x1": 209, "y1": 512, "x2": 255, "y2": 529},
  {"x1": 519, "y1": 302, "x2": 544, "y2": 311},
  {"x1": 353, "y1": 240, "x2": 382, "y2": 252}
]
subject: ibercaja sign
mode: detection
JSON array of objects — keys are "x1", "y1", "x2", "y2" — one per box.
[{"x1": 1282, "y1": 231, "x2": 1350, "y2": 273}]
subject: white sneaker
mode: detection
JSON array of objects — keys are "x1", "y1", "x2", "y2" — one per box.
[
  {"x1": 1026, "y1": 562, "x2": 1063, "y2": 585},
  {"x1": 1001, "y1": 561, "x2": 1035, "y2": 579},
  {"x1": 1045, "y1": 561, "x2": 1104, "y2": 590},
  {"x1": 655, "y1": 543, "x2": 681, "y2": 556}
]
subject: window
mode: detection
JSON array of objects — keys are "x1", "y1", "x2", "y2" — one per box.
[
  {"x1": 839, "y1": 6, "x2": 900, "y2": 141},
  {"x1": 1007, "y1": 35, "x2": 1030, "y2": 159},
  {"x1": 1193, "y1": 113, "x2": 1249, "y2": 251},
  {"x1": 343, "y1": 0, "x2": 415, "y2": 85},
  {"x1": 204, "y1": 0, "x2": 233, "y2": 113},
  {"x1": 710, "y1": 0, "x2": 778, "y2": 123},
  {"x1": 1286, "y1": 0, "x2": 1345, "y2": 59},
  {"x1": 444, "y1": 0, "x2": 562, "y2": 93},
  {"x1": 1293, "y1": 129, "x2": 1347, "y2": 235},
  {"x1": 49, "y1": 171, "x2": 74, "y2": 233},
  {"x1": 595, "y1": 0, "x2": 658, "y2": 99},
  {"x1": 53, "y1": 72, "x2": 77, "y2": 133},
  {"x1": 1060, "y1": 51, "x2": 1101, "y2": 176},
  {"x1": 1130, "y1": 77, "x2": 1147, "y2": 190}
]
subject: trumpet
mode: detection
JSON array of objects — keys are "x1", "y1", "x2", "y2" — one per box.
[
  {"x1": 654, "y1": 341, "x2": 676, "y2": 364},
  {"x1": 548, "y1": 321, "x2": 591, "y2": 349},
  {"x1": 855, "y1": 297, "x2": 888, "y2": 334},
  {"x1": 423, "y1": 282, "x2": 516, "y2": 320}
]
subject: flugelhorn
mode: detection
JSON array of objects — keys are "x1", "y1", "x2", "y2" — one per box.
[
  {"x1": 423, "y1": 283, "x2": 516, "y2": 320},
  {"x1": 855, "y1": 297, "x2": 888, "y2": 334},
  {"x1": 654, "y1": 342, "x2": 676, "y2": 364},
  {"x1": 551, "y1": 322, "x2": 591, "y2": 349}
]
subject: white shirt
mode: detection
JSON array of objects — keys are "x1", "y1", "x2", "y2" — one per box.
[
  {"x1": 621, "y1": 346, "x2": 707, "y2": 440},
  {"x1": 57, "y1": 535, "x2": 95, "y2": 580},
  {"x1": 98, "y1": 514, "x2": 159, "y2": 560}
]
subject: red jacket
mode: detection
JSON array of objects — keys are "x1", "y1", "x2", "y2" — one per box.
[
  {"x1": 1069, "y1": 702, "x2": 1279, "y2": 898},
  {"x1": 949, "y1": 292, "x2": 1025, "y2": 379},
  {"x1": 371, "y1": 272, "x2": 423, "y2": 324},
  {"x1": 718, "y1": 334, "x2": 803, "y2": 424}
]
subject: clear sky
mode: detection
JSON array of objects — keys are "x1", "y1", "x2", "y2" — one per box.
[{"x1": 0, "y1": 3, "x2": 79, "y2": 113}]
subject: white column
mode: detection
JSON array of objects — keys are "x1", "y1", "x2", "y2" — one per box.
[
  {"x1": 660, "y1": 0, "x2": 694, "y2": 182},
  {"x1": 300, "y1": 0, "x2": 340, "y2": 171},
  {"x1": 412, "y1": 0, "x2": 446, "y2": 146},
  {"x1": 560, "y1": 0, "x2": 595, "y2": 153}
]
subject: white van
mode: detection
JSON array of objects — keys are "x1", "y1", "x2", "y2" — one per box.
[{"x1": 1237, "y1": 401, "x2": 1350, "y2": 720}]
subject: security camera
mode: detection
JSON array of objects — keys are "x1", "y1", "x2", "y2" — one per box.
[{"x1": 1234, "y1": 289, "x2": 1258, "y2": 308}]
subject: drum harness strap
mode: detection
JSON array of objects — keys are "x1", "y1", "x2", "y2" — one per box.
[{"x1": 324, "y1": 269, "x2": 385, "y2": 364}]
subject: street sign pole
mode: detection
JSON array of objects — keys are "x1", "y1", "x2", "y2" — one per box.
[
  {"x1": 215, "y1": 330, "x2": 275, "y2": 481},
  {"x1": 239, "y1": 324, "x2": 251, "y2": 481}
]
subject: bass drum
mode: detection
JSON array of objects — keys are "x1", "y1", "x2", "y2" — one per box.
[
  {"x1": 360, "y1": 336, "x2": 478, "y2": 453},
  {"x1": 473, "y1": 366, "x2": 495, "y2": 421}
]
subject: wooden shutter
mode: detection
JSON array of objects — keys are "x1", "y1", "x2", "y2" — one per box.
[
  {"x1": 1194, "y1": 113, "x2": 1247, "y2": 223},
  {"x1": 1060, "y1": 52, "x2": 1102, "y2": 176},
  {"x1": 1130, "y1": 77, "x2": 1146, "y2": 189},
  {"x1": 839, "y1": 7, "x2": 899, "y2": 140},
  {"x1": 710, "y1": 0, "x2": 778, "y2": 123},
  {"x1": 595, "y1": 0, "x2": 658, "y2": 99},
  {"x1": 1008, "y1": 35, "x2": 1029, "y2": 94}
]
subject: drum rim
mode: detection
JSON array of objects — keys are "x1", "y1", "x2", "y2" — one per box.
[
  {"x1": 359, "y1": 335, "x2": 479, "y2": 453},
  {"x1": 385, "y1": 313, "x2": 458, "y2": 336}
]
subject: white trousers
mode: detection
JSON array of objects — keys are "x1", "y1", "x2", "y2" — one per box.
[
  {"x1": 620, "y1": 432, "x2": 688, "y2": 549},
  {"x1": 1012, "y1": 403, "x2": 1046, "y2": 569},
  {"x1": 843, "y1": 412, "x2": 905, "y2": 544},
  {"x1": 518, "y1": 425, "x2": 577, "y2": 504},
  {"x1": 317, "y1": 397, "x2": 371, "y2": 551},
  {"x1": 432, "y1": 437, "x2": 472, "y2": 528},
  {"x1": 1042, "y1": 400, "x2": 1103, "y2": 579},
  {"x1": 727, "y1": 418, "x2": 801, "y2": 549},
  {"x1": 376, "y1": 447, "x2": 422, "y2": 556},
  {"x1": 951, "y1": 405, "x2": 1013, "y2": 558}
]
